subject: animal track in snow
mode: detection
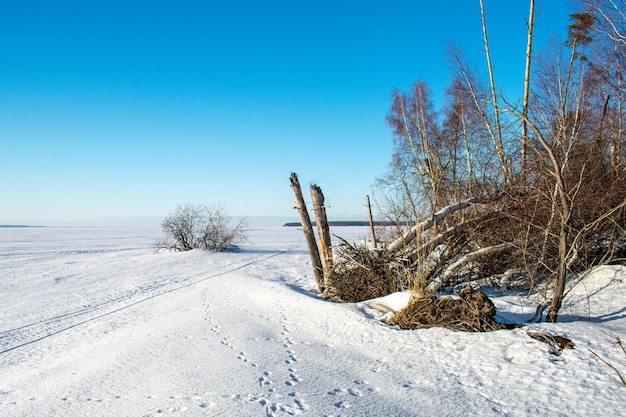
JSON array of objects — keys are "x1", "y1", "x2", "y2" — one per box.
[
  {"x1": 285, "y1": 369, "x2": 301, "y2": 387},
  {"x1": 259, "y1": 371, "x2": 274, "y2": 388},
  {"x1": 230, "y1": 391, "x2": 309, "y2": 416},
  {"x1": 56, "y1": 392, "x2": 217, "y2": 414},
  {"x1": 226, "y1": 304, "x2": 312, "y2": 416},
  {"x1": 334, "y1": 400, "x2": 352, "y2": 409},
  {"x1": 324, "y1": 379, "x2": 378, "y2": 411},
  {"x1": 285, "y1": 350, "x2": 298, "y2": 365}
]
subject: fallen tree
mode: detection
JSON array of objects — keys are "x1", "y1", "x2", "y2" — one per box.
[
  {"x1": 426, "y1": 240, "x2": 522, "y2": 293},
  {"x1": 386, "y1": 196, "x2": 500, "y2": 253}
]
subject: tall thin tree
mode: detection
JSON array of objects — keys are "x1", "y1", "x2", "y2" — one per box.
[
  {"x1": 522, "y1": 0, "x2": 536, "y2": 173},
  {"x1": 479, "y1": 0, "x2": 508, "y2": 182}
]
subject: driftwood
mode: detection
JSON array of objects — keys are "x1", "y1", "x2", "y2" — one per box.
[{"x1": 299, "y1": 189, "x2": 530, "y2": 332}]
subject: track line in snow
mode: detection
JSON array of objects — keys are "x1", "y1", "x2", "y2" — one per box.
[
  {"x1": 0, "y1": 249, "x2": 290, "y2": 356},
  {"x1": 1, "y1": 253, "x2": 263, "y2": 336}
]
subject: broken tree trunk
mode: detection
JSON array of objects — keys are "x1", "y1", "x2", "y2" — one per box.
[
  {"x1": 426, "y1": 240, "x2": 521, "y2": 293},
  {"x1": 417, "y1": 212, "x2": 498, "y2": 257},
  {"x1": 365, "y1": 195, "x2": 377, "y2": 248},
  {"x1": 387, "y1": 196, "x2": 490, "y2": 253},
  {"x1": 290, "y1": 173, "x2": 325, "y2": 292},
  {"x1": 310, "y1": 184, "x2": 333, "y2": 287}
]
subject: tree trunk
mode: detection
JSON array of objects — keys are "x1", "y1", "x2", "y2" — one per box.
[
  {"x1": 521, "y1": 0, "x2": 535, "y2": 173},
  {"x1": 547, "y1": 226, "x2": 569, "y2": 322},
  {"x1": 426, "y1": 240, "x2": 521, "y2": 293},
  {"x1": 387, "y1": 196, "x2": 488, "y2": 253},
  {"x1": 290, "y1": 173, "x2": 325, "y2": 292},
  {"x1": 479, "y1": 0, "x2": 508, "y2": 182},
  {"x1": 311, "y1": 184, "x2": 333, "y2": 287}
]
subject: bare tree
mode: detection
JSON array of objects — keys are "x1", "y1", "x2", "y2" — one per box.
[
  {"x1": 159, "y1": 203, "x2": 248, "y2": 252},
  {"x1": 584, "y1": 0, "x2": 626, "y2": 172},
  {"x1": 386, "y1": 80, "x2": 445, "y2": 214},
  {"x1": 479, "y1": 0, "x2": 509, "y2": 182},
  {"x1": 522, "y1": 0, "x2": 536, "y2": 172}
]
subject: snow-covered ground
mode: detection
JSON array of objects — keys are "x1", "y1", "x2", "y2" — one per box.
[{"x1": 1, "y1": 226, "x2": 625, "y2": 416}]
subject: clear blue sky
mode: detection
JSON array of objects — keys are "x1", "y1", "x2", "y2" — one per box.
[{"x1": 0, "y1": 0, "x2": 572, "y2": 226}]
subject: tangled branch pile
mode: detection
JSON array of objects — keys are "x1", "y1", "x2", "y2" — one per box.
[
  {"x1": 389, "y1": 286, "x2": 513, "y2": 332},
  {"x1": 322, "y1": 238, "x2": 410, "y2": 302},
  {"x1": 324, "y1": 238, "x2": 512, "y2": 331}
]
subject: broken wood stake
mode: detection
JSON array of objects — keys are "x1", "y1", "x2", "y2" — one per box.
[
  {"x1": 311, "y1": 184, "x2": 333, "y2": 286},
  {"x1": 290, "y1": 173, "x2": 325, "y2": 292},
  {"x1": 365, "y1": 195, "x2": 377, "y2": 248}
]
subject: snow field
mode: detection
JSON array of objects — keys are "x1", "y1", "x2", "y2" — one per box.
[{"x1": 0, "y1": 226, "x2": 625, "y2": 416}]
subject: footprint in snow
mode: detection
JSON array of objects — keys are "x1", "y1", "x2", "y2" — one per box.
[
  {"x1": 285, "y1": 371, "x2": 300, "y2": 387},
  {"x1": 285, "y1": 350, "x2": 298, "y2": 364},
  {"x1": 231, "y1": 392, "x2": 308, "y2": 416},
  {"x1": 259, "y1": 371, "x2": 273, "y2": 388},
  {"x1": 327, "y1": 388, "x2": 347, "y2": 396},
  {"x1": 334, "y1": 400, "x2": 352, "y2": 409},
  {"x1": 348, "y1": 388, "x2": 363, "y2": 397}
]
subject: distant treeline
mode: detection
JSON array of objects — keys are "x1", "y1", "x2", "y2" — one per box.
[
  {"x1": 284, "y1": 221, "x2": 405, "y2": 227},
  {"x1": 0, "y1": 225, "x2": 45, "y2": 228}
]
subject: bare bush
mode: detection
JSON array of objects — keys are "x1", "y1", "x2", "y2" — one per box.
[{"x1": 158, "y1": 203, "x2": 248, "y2": 252}]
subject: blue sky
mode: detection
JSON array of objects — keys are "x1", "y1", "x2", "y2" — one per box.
[{"x1": 0, "y1": 1, "x2": 572, "y2": 226}]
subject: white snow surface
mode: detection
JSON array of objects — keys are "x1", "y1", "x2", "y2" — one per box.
[{"x1": 1, "y1": 226, "x2": 625, "y2": 416}]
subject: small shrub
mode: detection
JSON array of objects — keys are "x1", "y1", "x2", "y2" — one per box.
[{"x1": 158, "y1": 203, "x2": 248, "y2": 252}]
